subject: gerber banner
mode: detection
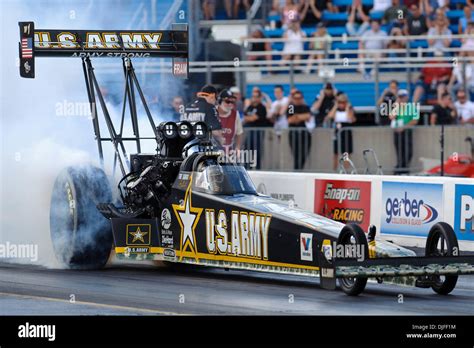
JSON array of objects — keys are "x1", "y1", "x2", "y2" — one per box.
[
  {"x1": 314, "y1": 179, "x2": 371, "y2": 231},
  {"x1": 381, "y1": 182, "x2": 443, "y2": 237}
]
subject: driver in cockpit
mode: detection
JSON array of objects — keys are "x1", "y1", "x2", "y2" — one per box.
[{"x1": 194, "y1": 161, "x2": 225, "y2": 194}]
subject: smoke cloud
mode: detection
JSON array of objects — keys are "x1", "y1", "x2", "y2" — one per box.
[{"x1": 0, "y1": 0, "x2": 183, "y2": 267}]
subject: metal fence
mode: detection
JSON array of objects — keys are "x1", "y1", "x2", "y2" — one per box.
[{"x1": 242, "y1": 125, "x2": 474, "y2": 173}]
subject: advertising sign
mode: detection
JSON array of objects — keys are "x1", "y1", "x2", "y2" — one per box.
[
  {"x1": 314, "y1": 180, "x2": 371, "y2": 231},
  {"x1": 381, "y1": 182, "x2": 443, "y2": 236},
  {"x1": 454, "y1": 184, "x2": 474, "y2": 241}
]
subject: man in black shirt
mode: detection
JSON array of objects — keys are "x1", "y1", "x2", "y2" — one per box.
[
  {"x1": 181, "y1": 85, "x2": 223, "y2": 143},
  {"x1": 287, "y1": 90, "x2": 312, "y2": 170},
  {"x1": 243, "y1": 89, "x2": 272, "y2": 169},
  {"x1": 311, "y1": 83, "x2": 336, "y2": 126},
  {"x1": 431, "y1": 92, "x2": 457, "y2": 125},
  {"x1": 404, "y1": 3, "x2": 428, "y2": 36}
]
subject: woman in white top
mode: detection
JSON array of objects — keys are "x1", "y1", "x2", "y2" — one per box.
[
  {"x1": 325, "y1": 93, "x2": 357, "y2": 171},
  {"x1": 282, "y1": 21, "x2": 306, "y2": 62},
  {"x1": 448, "y1": 51, "x2": 474, "y2": 100}
]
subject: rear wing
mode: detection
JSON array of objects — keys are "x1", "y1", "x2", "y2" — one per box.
[{"x1": 18, "y1": 21, "x2": 189, "y2": 78}]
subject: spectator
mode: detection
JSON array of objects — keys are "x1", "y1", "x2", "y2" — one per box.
[
  {"x1": 281, "y1": 0, "x2": 302, "y2": 28},
  {"x1": 325, "y1": 93, "x2": 357, "y2": 171},
  {"x1": 217, "y1": 90, "x2": 244, "y2": 151},
  {"x1": 271, "y1": 0, "x2": 287, "y2": 16},
  {"x1": 469, "y1": 0, "x2": 474, "y2": 10},
  {"x1": 282, "y1": 21, "x2": 306, "y2": 62},
  {"x1": 420, "y1": 0, "x2": 449, "y2": 18},
  {"x1": 202, "y1": 0, "x2": 216, "y2": 20},
  {"x1": 427, "y1": 13, "x2": 452, "y2": 52},
  {"x1": 448, "y1": 52, "x2": 474, "y2": 100},
  {"x1": 269, "y1": 85, "x2": 289, "y2": 133},
  {"x1": 224, "y1": 0, "x2": 251, "y2": 19},
  {"x1": 459, "y1": 6, "x2": 474, "y2": 34},
  {"x1": 358, "y1": 20, "x2": 388, "y2": 76},
  {"x1": 230, "y1": 86, "x2": 245, "y2": 116},
  {"x1": 247, "y1": 29, "x2": 273, "y2": 63},
  {"x1": 404, "y1": 3, "x2": 429, "y2": 36},
  {"x1": 311, "y1": 83, "x2": 336, "y2": 126},
  {"x1": 430, "y1": 92, "x2": 457, "y2": 125},
  {"x1": 244, "y1": 86, "x2": 272, "y2": 110},
  {"x1": 286, "y1": 90, "x2": 312, "y2": 170},
  {"x1": 383, "y1": 0, "x2": 408, "y2": 26},
  {"x1": 454, "y1": 89, "x2": 474, "y2": 124},
  {"x1": 372, "y1": 0, "x2": 392, "y2": 13},
  {"x1": 413, "y1": 50, "x2": 452, "y2": 104},
  {"x1": 389, "y1": 89, "x2": 418, "y2": 174},
  {"x1": 387, "y1": 27, "x2": 406, "y2": 56},
  {"x1": 243, "y1": 89, "x2": 273, "y2": 169},
  {"x1": 300, "y1": 0, "x2": 337, "y2": 27},
  {"x1": 169, "y1": 96, "x2": 184, "y2": 122},
  {"x1": 461, "y1": 22, "x2": 474, "y2": 52},
  {"x1": 378, "y1": 80, "x2": 399, "y2": 121},
  {"x1": 306, "y1": 22, "x2": 332, "y2": 73},
  {"x1": 346, "y1": 0, "x2": 371, "y2": 36}
]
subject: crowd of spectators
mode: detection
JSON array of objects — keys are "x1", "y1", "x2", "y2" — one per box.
[
  {"x1": 164, "y1": 77, "x2": 473, "y2": 172},
  {"x1": 192, "y1": 0, "x2": 474, "y2": 171}
]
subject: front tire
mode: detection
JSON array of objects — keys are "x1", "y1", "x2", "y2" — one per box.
[
  {"x1": 50, "y1": 165, "x2": 113, "y2": 269},
  {"x1": 425, "y1": 222, "x2": 459, "y2": 295},
  {"x1": 337, "y1": 224, "x2": 369, "y2": 296}
]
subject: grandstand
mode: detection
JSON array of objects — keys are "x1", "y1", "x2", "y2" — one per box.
[
  {"x1": 192, "y1": 0, "x2": 470, "y2": 108},
  {"x1": 98, "y1": 0, "x2": 474, "y2": 174}
]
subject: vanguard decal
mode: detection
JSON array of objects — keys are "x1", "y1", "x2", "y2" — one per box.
[
  {"x1": 381, "y1": 182, "x2": 443, "y2": 236},
  {"x1": 300, "y1": 233, "x2": 313, "y2": 261},
  {"x1": 454, "y1": 184, "x2": 474, "y2": 241}
]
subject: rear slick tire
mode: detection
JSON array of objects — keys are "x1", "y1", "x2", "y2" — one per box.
[{"x1": 50, "y1": 165, "x2": 113, "y2": 270}]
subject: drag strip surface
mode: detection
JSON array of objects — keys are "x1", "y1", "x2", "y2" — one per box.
[{"x1": 0, "y1": 262, "x2": 473, "y2": 315}]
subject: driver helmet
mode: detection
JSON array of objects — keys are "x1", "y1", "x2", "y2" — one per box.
[{"x1": 206, "y1": 164, "x2": 225, "y2": 193}]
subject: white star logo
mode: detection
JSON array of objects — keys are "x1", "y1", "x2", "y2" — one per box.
[
  {"x1": 130, "y1": 227, "x2": 148, "y2": 243},
  {"x1": 172, "y1": 178, "x2": 203, "y2": 261}
]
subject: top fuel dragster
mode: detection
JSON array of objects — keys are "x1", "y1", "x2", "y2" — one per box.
[{"x1": 18, "y1": 21, "x2": 474, "y2": 296}]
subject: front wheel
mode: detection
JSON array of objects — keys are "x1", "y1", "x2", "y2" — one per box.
[
  {"x1": 425, "y1": 222, "x2": 459, "y2": 295},
  {"x1": 337, "y1": 224, "x2": 369, "y2": 296}
]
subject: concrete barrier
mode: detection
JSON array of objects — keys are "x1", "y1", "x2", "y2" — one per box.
[{"x1": 249, "y1": 171, "x2": 474, "y2": 251}]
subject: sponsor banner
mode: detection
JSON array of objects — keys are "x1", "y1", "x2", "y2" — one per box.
[
  {"x1": 314, "y1": 179, "x2": 371, "y2": 231},
  {"x1": 251, "y1": 173, "x2": 307, "y2": 208},
  {"x1": 454, "y1": 184, "x2": 474, "y2": 241},
  {"x1": 381, "y1": 182, "x2": 443, "y2": 237}
]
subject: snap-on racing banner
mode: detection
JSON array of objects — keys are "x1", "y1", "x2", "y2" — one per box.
[
  {"x1": 314, "y1": 180, "x2": 371, "y2": 231},
  {"x1": 381, "y1": 182, "x2": 443, "y2": 237},
  {"x1": 454, "y1": 184, "x2": 474, "y2": 241}
]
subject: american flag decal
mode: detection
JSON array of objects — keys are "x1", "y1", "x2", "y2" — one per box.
[{"x1": 21, "y1": 37, "x2": 33, "y2": 58}]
